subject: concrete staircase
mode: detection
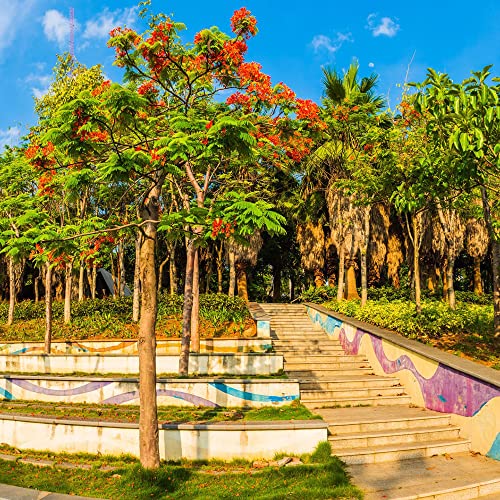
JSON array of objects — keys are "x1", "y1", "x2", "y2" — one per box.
[{"x1": 260, "y1": 303, "x2": 500, "y2": 499}]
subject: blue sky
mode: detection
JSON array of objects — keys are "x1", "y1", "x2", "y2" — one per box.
[{"x1": 0, "y1": 0, "x2": 498, "y2": 149}]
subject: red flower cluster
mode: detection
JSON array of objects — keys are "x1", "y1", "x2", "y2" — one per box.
[
  {"x1": 150, "y1": 22, "x2": 173, "y2": 43},
  {"x1": 138, "y1": 81, "x2": 158, "y2": 96},
  {"x1": 230, "y1": 8, "x2": 257, "y2": 39},
  {"x1": 296, "y1": 99, "x2": 320, "y2": 121},
  {"x1": 212, "y1": 218, "x2": 235, "y2": 238},
  {"x1": 238, "y1": 62, "x2": 272, "y2": 101},
  {"x1": 91, "y1": 80, "x2": 111, "y2": 97},
  {"x1": 226, "y1": 92, "x2": 251, "y2": 109},
  {"x1": 38, "y1": 169, "x2": 56, "y2": 196}
]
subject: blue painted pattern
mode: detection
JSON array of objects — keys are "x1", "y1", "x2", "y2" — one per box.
[{"x1": 209, "y1": 382, "x2": 298, "y2": 402}]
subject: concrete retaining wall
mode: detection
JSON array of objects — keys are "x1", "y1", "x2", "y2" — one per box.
[
  {"x1": 0, "y1": 415, "x2": 328, "y2": 460},
  {"x1": 0, "y1": 353, "x2": 283, "y2": 376},
  {"x1": 0, "y1": 338, "x2": 273, "y2": 356},
  {"x1": 306, "y1": 303, "x2": 500, "y2": 461},
  {"x1": 0, "y1": 376, "x2": 299, "y2": 407}
]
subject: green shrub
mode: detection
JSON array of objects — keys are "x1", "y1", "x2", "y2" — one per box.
[{"x1": 323, "y1": 299, "x2": 493, "y2": 339}]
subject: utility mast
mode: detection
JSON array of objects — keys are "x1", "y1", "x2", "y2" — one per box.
[{"x1": 69, "y1": 7, "x2": 75, "y2": 60}]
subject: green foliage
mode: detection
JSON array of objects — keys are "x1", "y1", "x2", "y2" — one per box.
[
  {"x1": 322, "y1": 298, "x2": 493, "y2": 340},
  {"x1": 298, "y1": 286, "x2": 338, "y2": 303},
  {"x1": 310, "y1": 441, "x2": 334, "y2": 464}
]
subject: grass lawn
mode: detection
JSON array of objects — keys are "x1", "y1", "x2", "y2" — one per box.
[
  {"x1": 0, "y1": 443, "x2": 362, "y2": 499},
  {"x1": 0, "y1": 401, "x2": 320, "y2": 424}
]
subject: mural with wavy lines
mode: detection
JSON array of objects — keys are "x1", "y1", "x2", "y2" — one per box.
[
  {"x1": 0, "y1": 377, "x2": 299, "y2": 408},
  {"x1": 306, "y1": 306, "x2": 500, "y2": 461}
]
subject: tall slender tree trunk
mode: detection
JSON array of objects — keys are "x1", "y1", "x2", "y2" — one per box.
[
  {"x1": 7, "y1": 258, "x2": 15, "y2": 326},
  {"x1": 91, "y1": 265, "x2": 97, "y2": 300},
  {"x1": 412, "y1": 217, "x2": 422, "y2": 314},
  {"x1": 360, "y1": 251, "x2": 368, "y2": 307},
  {"x1": 137, "y1": 182, "x2": 162, "y2": 469},
  {"x1": 480, "y1": 187, "x2": 500, "y2": 337},
  {"x1": 78, "y1": 263, "x2": 85, "y2": 302},
  {"x1": 168, "y1": 243, "x2": 177, "y2": 295},
  {"x1": 344, "y1": 262, "x2": 360, "y2": 300},
  {"x1": 157, "y1": 255, "x2": 169, "y2": 293},
  {"x1": 236, "y1": 262, "x2": 249, "y2": 301},
  {"x1": 34, "y1": 271, "x2": 40, "y2": 303},
  {"x1": 216, "y1": 242, "x2": 224, "y2": 293},
  {"x1": 133, "y1": 233, "x2": 141, "y2": 323},
  {"x1": 179, "y1": 239, "x2": 195, "y2": 375},
  {"x1": 118, "y1": 240, "x2": 126, "y2": 297},
  {"x1": 473, "y1": 257, "x2": 483, "y2": 295},
  {"x1": 289, "y1": 277, "x2": 295, "y2": 301},
  {"x1": 64, "y1": 261, "x2": 73, "y2": 324},
  {"x1": 446, "y1": 254, "x2": 456, "y2": 310},
  {"x1": 228, "y1": 249, "x2": 236, "y2": 297},
  {"x1": 191, "y1": 248, "x2": 200, "y2": 353},
  {"x1": 337, "y1": 246, "x2": 345, "y2": 302},
  {"x1": 44, "y1": 262, "x2": 53, "y2": 354}
]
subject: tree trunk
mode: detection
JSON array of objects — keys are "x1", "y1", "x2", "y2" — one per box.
[
  {"x1": 480, "y1": 187, "x2": 500, "y2": 337},
  {"x1": 133, "y1": 233, "x2": 141, "y2": 323},
  {"x1": 179, "y1": 239, "x2": 195, "y2": 375},
  {"x1": 228, "y1": 249, "x2": 236, "y2": 297},
  {"x1": 289, "y1": 277, "x2": 295, "y2": 302},
  {"x1": 216, "y1": 242, "x2": 224, "y2": 293},
  {"x1": 413, "y1": 217, "x2": 422, "y2": 314},
  {"x1": 190, "y1": 248, "x2": 200, "y2": 353},
  {"x1": 7, "y1": 258, "x2": 15, "y2": 326},
  {"x1": 446, "y1": 254, "x2": 456, "y2": 310},
  {"x1": 137, "y1": 184, "x2": 162, "y2": 469},
  {"x1": 44, "y1": 262, "x2": 53, "y2": 354},
  {"x1": 344, "y1": 263, "x2": 360, "y2": 300},
  {"x1": 110, "y1": 253, "x2": 117, "y2": 298},
  {"x1": 473, "y1": 257, "x2": 483, "y2": 296},
  {"x1": 157, "y1": 255, "x2": 169, "y2": 293},
  {"x1": 337, "y1": 247, "x2": 345, "y2": 302},
  {"x1": 236, "y1": 262, "x2": 249, "y2": 301},
  {"x1": 314, "y1": 269, "x2": 325, "y2": 288},
  {"x1": 64, "y1": 261, "x2": 73, "y2": 324},
  {"x1": 34, "y1": 271, "x2": 40, "y2": 303},
  {"x1": 78, "y1": 263, "x2": 85, "y2": 302},
  {"x1": 91, "y1": 265, "x2": 97, "y2": 300},
  {"x1": 272, "y1": 264, "x2": 281, "y2": 302},
  {"x1": 168, "y1": 243, "x2": 177, "y2": 295},
  {"x1": 360, "y1": 251, "x2": 368, "y2": 307},
  {"x1": 118, "y1": 240, "x2": 126, "y2": 297}
]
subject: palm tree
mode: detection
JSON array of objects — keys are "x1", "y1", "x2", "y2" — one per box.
[{"x1": 303, "y1": 60, "x2": 386, "y2": 303}]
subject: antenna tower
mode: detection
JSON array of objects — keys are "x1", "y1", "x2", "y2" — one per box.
[{"x1": 69, "y1": 7, "x2": 75, "y2": 60}]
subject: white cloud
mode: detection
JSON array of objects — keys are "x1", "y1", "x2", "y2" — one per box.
[
  {"x1": 367, "y1": 14, "x2": 400, "y2": 38},
  {"x1": 25, "y1": 73, "x2": 52, "y2": 99},
  {"x1": 83, "y1": 7, "x2": 138, "y2": 40},
  {"x1": 0, "y1": 1, "x2": 34, "y2": 55},
  {"x1": 43, "y1": 9, "x2": 72, "y2": 48},
  {"x1": 368, "y1": 62, "x2": 375, "y2": 68},
  {"x1": 311, "y1": 32, "x2": 353, "y2": 55},
  {"x1": 0, "y1": 127, "x2": 21, "y2": 150}
]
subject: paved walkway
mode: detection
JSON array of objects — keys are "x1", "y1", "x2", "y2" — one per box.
[{"x1": 0, "y1": 483, "x2": 104, "y2": 500}]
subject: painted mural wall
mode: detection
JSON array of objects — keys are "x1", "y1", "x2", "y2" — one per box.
[
  {"x1": 0, "y1": 377, "x2": 299, "y2": 408},
  {"x1": 306, "y1": 306, "x2": 500, "y2": 461}
]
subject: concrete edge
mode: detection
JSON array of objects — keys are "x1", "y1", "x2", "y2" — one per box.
[
  {"x1": 0, "y1": 375, "x2": 297, "y2": 383},
  {"x1": 0, "y1": 413, "x2": 327, "y2": 431},
  {"x1": 0, "y1": 352, "x2": 277, "y2": 358},
  {"x1": 0, "y1": 337, "x2": 273, "y2": 345},
  {"x1": 247, "y1": 302, "x2": 271, "y2": 322},
  {"x1": 305, "y1": 302, "x2": 500, "y2": 388}
]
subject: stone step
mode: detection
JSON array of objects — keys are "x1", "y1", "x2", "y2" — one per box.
[
  {"x1": 288, "y1": 367, "x2": 374, "y2": 377},
  {"x1": 274, "y1": 347, "x2": 345, "y2": 355},
  {"x1": 329, "y1": 425, "x2": 462, "y2": 450},
  {"x1": 300, "y1": 376, "x2": 399, "y2": 391},
  {"x1": 285, "y1": 360, "x2": 369, "y2": 370},
  {"x1": 349, "y1": 453, "x2": 500, "y2": 500},
  {"x1": 301, "y1": 386, "x2": 405, "y2": 400},
  {"x1": 334, "y1": 438, "x2": 471, "y2": 465},
  {"x1": 302, "y1": 394, "x2": 411, "y2": 409},
  {"x1": 283, "y1": 354, "x2": 367, "y2": 363},
  {"x1": 316, "y1": 406, "x2": 453, "y2": 434}
]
